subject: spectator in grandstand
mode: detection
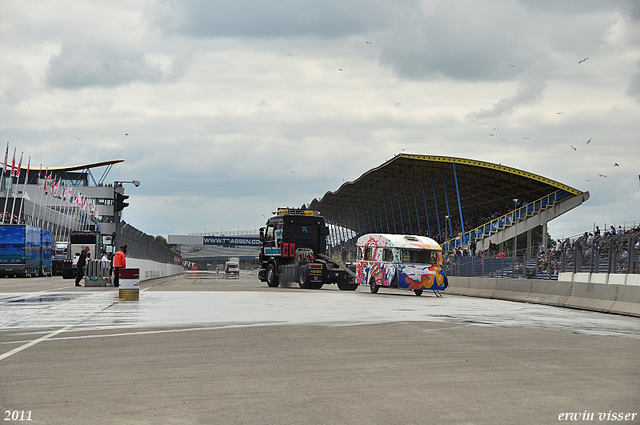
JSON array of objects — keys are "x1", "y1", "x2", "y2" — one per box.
[
  {"x1": 470, "y1": 240, "x2": 476, "y2": 257},
  {"x1": 595, "y1": 226, "x2": 601, "y2": 236},
  {"x1": 75, "y1": 246, "x2": 90, "y2": 287},
  {"x1": 610, "y1": 225, "x2": 616, "y2": 235},
  {"x1": 489, "y1": 241, "x2": 497, "y2": 257},
  {"x1": 113, "y1": 245, "x2": 127, "y2": 287},
  {"x1": 553, "y1": 239, "x2": 562, "y2": 260}
]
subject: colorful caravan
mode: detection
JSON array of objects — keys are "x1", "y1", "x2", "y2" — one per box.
[{"x1": 356, "y1": 234, "x2": 447, "y2": 296}]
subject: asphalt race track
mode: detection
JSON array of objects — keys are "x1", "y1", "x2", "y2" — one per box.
[{"x1": 1, "y1": 271, "x2": 639, "y2": 425}]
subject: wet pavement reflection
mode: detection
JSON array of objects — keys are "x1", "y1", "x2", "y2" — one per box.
[{"x1": 1, "y1": 282, "x2": 639, "y2": 340}]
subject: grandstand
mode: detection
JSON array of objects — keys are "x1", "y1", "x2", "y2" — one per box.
[{"x1": 306, "y1": 153, "x2": 590, "y2": 263}]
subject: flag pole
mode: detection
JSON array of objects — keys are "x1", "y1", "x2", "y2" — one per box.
[
  {"x1": 10, "y1": 151, "x2": 23, "y2": 223},
  {"x1": 17, "y1": 156, "x2": 30, "y2": 224},
  {"x1": 2, "y1": 145, "x2": 14, "y2": 224},
  {"x1": 35, "y1": 166, "x2": 45, "y2": 228}
]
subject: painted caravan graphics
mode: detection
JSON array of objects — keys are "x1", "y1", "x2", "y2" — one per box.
[{"x1": 356, "y1": 234, "x2": 447, "y2": 296}]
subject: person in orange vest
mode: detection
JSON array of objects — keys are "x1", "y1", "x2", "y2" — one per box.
[{"x1": 113, "y1": 245, "x2": 127, "y2": 287}]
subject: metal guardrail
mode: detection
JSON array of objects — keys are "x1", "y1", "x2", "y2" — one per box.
[
  {"x1": 118, "y1": 221, "x2": 179, "y2": 264},
  {"x1": 445, "y1": 248, "x2": 559, "y2": 280},
  {"x1": 445, "y1": 231, "x2": 640, "y2": 279},
  {"x1": 560, "y1": 232, "x2": 640, "y2": 274}
]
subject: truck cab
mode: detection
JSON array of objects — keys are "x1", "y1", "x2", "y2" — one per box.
[{"x1": 257, "y1": 208, "x2": 357, "y2": 290}]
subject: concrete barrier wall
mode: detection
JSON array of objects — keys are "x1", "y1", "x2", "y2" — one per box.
[
  {"x1": 448, "y1": 275, "x2": 640, "y2": 317},
  {"x1": 126, "y1": 258, "x2": 183, "y2": 282}
]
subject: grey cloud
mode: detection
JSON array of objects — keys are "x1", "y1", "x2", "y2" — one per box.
[
  {"x1": 627, "y1": 61, "x2": 640, "y2": 102},
  {"x1": 467, "y1": 81, "x2": 547, "y2": 119},
  {"x1": 45, "y1": 40, "x2": 165, "y2": 89},
  {"x1": 156, "y1": 0, "x2": 402, "y2": 38}
]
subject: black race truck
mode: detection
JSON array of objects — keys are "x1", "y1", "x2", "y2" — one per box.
[{"x1": 257, "y1": 208, "x2": 357, "y2": 290}]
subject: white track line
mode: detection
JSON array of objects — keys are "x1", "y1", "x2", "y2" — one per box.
[{"x1": 0, "y1": 299, "x2": 118, "y2": 362}]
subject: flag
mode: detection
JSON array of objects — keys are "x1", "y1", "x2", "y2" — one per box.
[
  {"x1": 10, "y1": 148, "x2": 15, "y2": 178},
  {"x1": 3, "y1": 142, "x2": 8, "y2": 175},
  {"x1": 15, "y1": 152, "x2": 22, "y2": 179},
  {"x1": 25, "y1": 157, "x2": 30, "y2": 184},
  {"x1": 52, "y1": 179, "x2": 60, "y2": 197}
]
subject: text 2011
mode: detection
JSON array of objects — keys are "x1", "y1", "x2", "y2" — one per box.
[{"x1": 3, "y1": 411, "x2": 32, "y2": 422}]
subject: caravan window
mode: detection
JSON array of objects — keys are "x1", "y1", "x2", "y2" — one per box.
[
  {"x1": 382, "y1": 248, "x2": 394, "y2": 262},
  {"x1": 364, "y1": 247, "x2": 374, "y2": 261},
  {"x1": 400, "y1": 249, "x2": 438, "y2": 264}
]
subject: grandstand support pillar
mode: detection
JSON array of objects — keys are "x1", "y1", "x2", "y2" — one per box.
[
  {"x1": 388, "y1": 188, "x2": 397, "y2": 234},
  {"x1": 526, "y1": 229, "x2": 533, "y2": 262},
  {"x1": 357, "y1": 202, "x2": 367, "y2": 234},
  {"x1": 452, "y1": 163, "x2": 466, "y2": 245},
  {"x1": 369, "y1": 198, "x2": 377, "y2": 232},
  {"x1": 421, "y1": 174, "x2": 431, "y2": 238},
  {"x1": 431, "y1": 171, "x2": 441, "y2": 240},
  {"x1": 381, "y1": 191, "x2": 390, "y2": 234},
  {"x1": 404, "y1": 181, "x2": 413, "y2": 234},
  {"x1": 412, "y1": 178, "x2": 422, "y2": 236},
  {"x1": 441, "y1": 167, "x2": 453, "y2": 239},
  {"x1": 396, "y1": 184, "x2": 405, "y2": 234},
  {"x1": 350, "y1": 205, "x2": 360, "y2": 240},
  {"x1": 542, "y1": 222, "x2": 548, "y2": 254}
]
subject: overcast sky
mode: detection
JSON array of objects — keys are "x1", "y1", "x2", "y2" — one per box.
[{"x1": 1, "y1": 0, "x2": 639, "y2": 239}]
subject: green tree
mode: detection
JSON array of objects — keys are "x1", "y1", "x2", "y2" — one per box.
[{"x1": 155, "y1": 235, "x2": 173, "y2": 248}]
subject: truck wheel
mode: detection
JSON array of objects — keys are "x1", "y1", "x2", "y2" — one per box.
[
  {"x1": 414, "y1": 289, "x2": 423, "y2": 296},
  {"x1": 337, "y1": 281, "x2": 358, "y2": 291},
  {"x1": 298, "y1": 266, "x2": 310, "y2": 289},
  {"x1": 266, "y1": 263, "x2": 279, "y2": 287},
  {"x1": 369, "y1": 277, "x2": 379, "y2": 294}
]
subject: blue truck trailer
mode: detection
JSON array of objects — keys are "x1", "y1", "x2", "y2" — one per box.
[{"x1": 0, "y1": 224, "x2": 52, "y2": 277}]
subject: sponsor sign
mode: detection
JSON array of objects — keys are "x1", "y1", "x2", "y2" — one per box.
[{"x1": 203, "y1": 236, "x2": 262, "y2": 246}]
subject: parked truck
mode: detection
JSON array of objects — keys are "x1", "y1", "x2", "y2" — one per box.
[
  {"x1": 257, "y1": 208, "x2": 357, "y2": 290},
  {"x1": 52, "y1": 241, "x2": 68, "y2": 276},
  {"x1": 0, "y1": 224, "x2": 52, "y2": 277}
]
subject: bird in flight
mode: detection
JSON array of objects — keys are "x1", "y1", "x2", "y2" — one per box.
[
  {"x1": 555, "y1": 112, "x2": 564, "y2": 115},
  {"x1": 569, "y1": 145, "x2": 576, "y2": 151},
  {"x1": 507, "y1": 64, "x2": 516, "y2": 67},
  {"x1": 614, "y1": 163, "x2": 620, "y2": 167},
  {"x1": 338, "y1": 68, "x2": 343, "y2": 72},
  {"x1": 522, "y1": 137, "x2": 529, "y2": 140},
  {"x1": 578, "y1": 57, "x2": 589, "y2": 64},
  {"x1": 74, "y1": 136, "x2": 85, "y2": 143},
  {"x1": 586, "y1": 138, "x2": 591, "y2": 144},
  {"x1": 366, "y1": 41, "x2": 371, "y2": 44},
  {"x1": 598, "y1": 174, "x2": 607, "y2": 178}
]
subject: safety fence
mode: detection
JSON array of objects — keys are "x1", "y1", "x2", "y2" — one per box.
[
  {"x1": 445, "y1": 230, "x2": 640, "y2": 279},
  {"x1": 445, "y1": 248, "x2": 556, "y2": 279},
  {"x1": 118, "y1": 221, "x2": 180, "y2": 265},
  {"x1": 559, "y1": 231, "x2": 640, "y2": 275}
]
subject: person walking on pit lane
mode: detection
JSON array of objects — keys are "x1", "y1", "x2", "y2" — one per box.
[
  {"x1": 113, "y1": 245, "x2": 127, "y2": 287},
  {"x1": 75, "y1": 246, "x2": 90, "y2": 287}
]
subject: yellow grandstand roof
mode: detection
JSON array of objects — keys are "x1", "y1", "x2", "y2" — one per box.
[{"x1": 307, "y1": 154, "x2": 584, "y2": 234}]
